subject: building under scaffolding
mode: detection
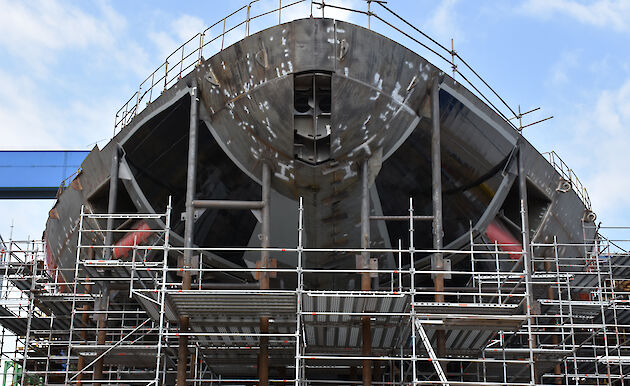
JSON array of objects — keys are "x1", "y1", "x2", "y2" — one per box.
[{"x1": 0, "y1": 1, "x2": 628, "y2": 385}]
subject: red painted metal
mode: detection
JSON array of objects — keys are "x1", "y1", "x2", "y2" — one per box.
[
  {"x1": 485, "y1": 219, "x2": 522, "y2": 259},
  {"x1": 45, "y1": 237, "x2": 68, "y2": 292},
  {"x1": 113, "y1": 221, "x2": 153, "y2": 259}
]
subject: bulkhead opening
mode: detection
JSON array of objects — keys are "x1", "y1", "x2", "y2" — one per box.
[{"x1": 293, "y1": 71, "x2": 332, "y2": 165}]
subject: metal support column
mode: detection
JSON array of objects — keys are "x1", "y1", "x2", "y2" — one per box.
[
  {"x1": 361, "y1": 159, "x2": 372, "y2": 386},
  {"x1": 178, "y1": 79, "x2": 199, "y2": 386},
  {"x1": 95, "y1": 145, "x2": 120, "y2": 385},
  {"x1": 259, "y1": 163, "x2": 271, "y2": 386},
  {"x1": 104, "y1": 146, "x2": 120, "y2": 260},
  {"x1": 430, "y1": 77, "x2": 447, "y2": 361},
  {"x1": 518, "y1": 144, "x2": 537, "y2": 383}
]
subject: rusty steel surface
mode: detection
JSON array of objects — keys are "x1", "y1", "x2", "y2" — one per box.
[{"x1": 46, "y1": 18, "x2": 593, "y2": 286}]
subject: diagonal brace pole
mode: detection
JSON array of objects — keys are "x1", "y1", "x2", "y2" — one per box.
[
  {"x1": 414, "y1": 319, "x2": 450, "y2": 386},
  {"x1": 69, "y1": 317, "x2": 152, "y2": 382}
]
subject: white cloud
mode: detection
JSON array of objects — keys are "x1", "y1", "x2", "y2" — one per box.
[
  {"x1": 521, "y1": 0, "x2": 630, "y2": 32},
  {"x1": 172, "y1": 14, "x2": 206, "y2": 42},
  {"x1": 0, "y1": 0, "x2": 150, "y2": 78},
  {"x1": 423, "y1": 0, "x2": 463, "y2": 46},
  {"x1": 0, "y1": 68, "x2": 116, "y2": 150},
  {"x1": 0, "y1": 200, "x2": 53, "y2": 241},
  {"x1": 0, "y1": 0, "x2": 114, "y2": 51},
  {"x1": 558, "y1": 78, "x2": 630, "y2": 225},
  {"x1": 149, "y1": 14, "x2": 206, "y2": 62},
  {"x1": 0, "y1": 0, "x2": 116, "y2": 69},
  {"x1": 549, "y1": 50, "x2": 580, "y2": 85},
  {"x1": 0, "y1": 0, "x2": 153, "y2": 151},
  {"x1": 0, "y1": 70, "x2": 62, "y2": 148}
]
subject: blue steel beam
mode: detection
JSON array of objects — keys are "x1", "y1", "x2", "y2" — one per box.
[{"x1": 0, "y1": 151, "x2": 90, "y2": 199}]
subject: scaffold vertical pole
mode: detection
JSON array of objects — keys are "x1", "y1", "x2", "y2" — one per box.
[
  {"x1": 259, "y1": 162, "x2": 271, "y2": 386},
  {"x1": 44, "y1": 312, "x2": 54, "y2": 385},
  {"x1": 294, "y1": 196, "x2": 304, "y2": 385},
  {"x1": 77, "y1": 274, "x2": 93, "y2": 385},
  {"x1": 607, "y1": 244, "x2": 625, "y2": 381},
  {"x1": 409, "y1": 197, "x2": 417, "y2": 384},
  {"x1": 361, "y1": 159, "x2": 372, "y2": 385},
  {"x1": 65, "y1": 205, "x2": 85, "y2": 385},
  {"x1": 594, "y1": 236, "x2": 612, "y2": 383},
  {"x1": 155, "y1": 197, "x2": 172, "y2": 385},
  {"x1": 553, "y1": 236, "x2": 569, "y2": 385},
  {"x1": 93, "y1": 282, "x2": 110, "y2": 386},
  {"x1": 20, "y1": 238, "x2": 36, "y2": 386},
  {"x1": 544, "y1": 254, "x2": 562, "y2": 384}
]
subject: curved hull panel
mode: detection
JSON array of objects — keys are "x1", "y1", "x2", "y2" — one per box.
[{"x1": 45, "y1": 19, "x2": 594, "y2": 288}]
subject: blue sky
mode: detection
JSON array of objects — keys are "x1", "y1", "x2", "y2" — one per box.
[{"x1": 0, "y1": 0, "x2": 629, "y2": 241}]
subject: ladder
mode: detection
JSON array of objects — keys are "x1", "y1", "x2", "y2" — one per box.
[{"x1": 414, "y1": 319, "x2": 450, "y2": 386}]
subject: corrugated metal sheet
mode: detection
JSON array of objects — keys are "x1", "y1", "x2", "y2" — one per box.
[{"x1": 302, "y1": 293, "x2": 409, "y2": 348}]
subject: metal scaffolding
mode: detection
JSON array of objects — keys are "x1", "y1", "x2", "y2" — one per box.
[
  {"x1": 1, "y1": 200, "x2": 629, "y2": 385},
  {"x1": 0, "y1": 2, "x2": 622, "y2": 385}
]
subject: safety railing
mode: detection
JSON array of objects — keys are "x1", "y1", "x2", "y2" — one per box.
[
  {"x1": 113, "y1": 0, "x2": 528, "y2": 137},
  {"x1": 113, "y1": 0, "x2": 308, "y2": 132},
  {"x1": 543, "y1": 150, "x2": 592, "y2": 210}
]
